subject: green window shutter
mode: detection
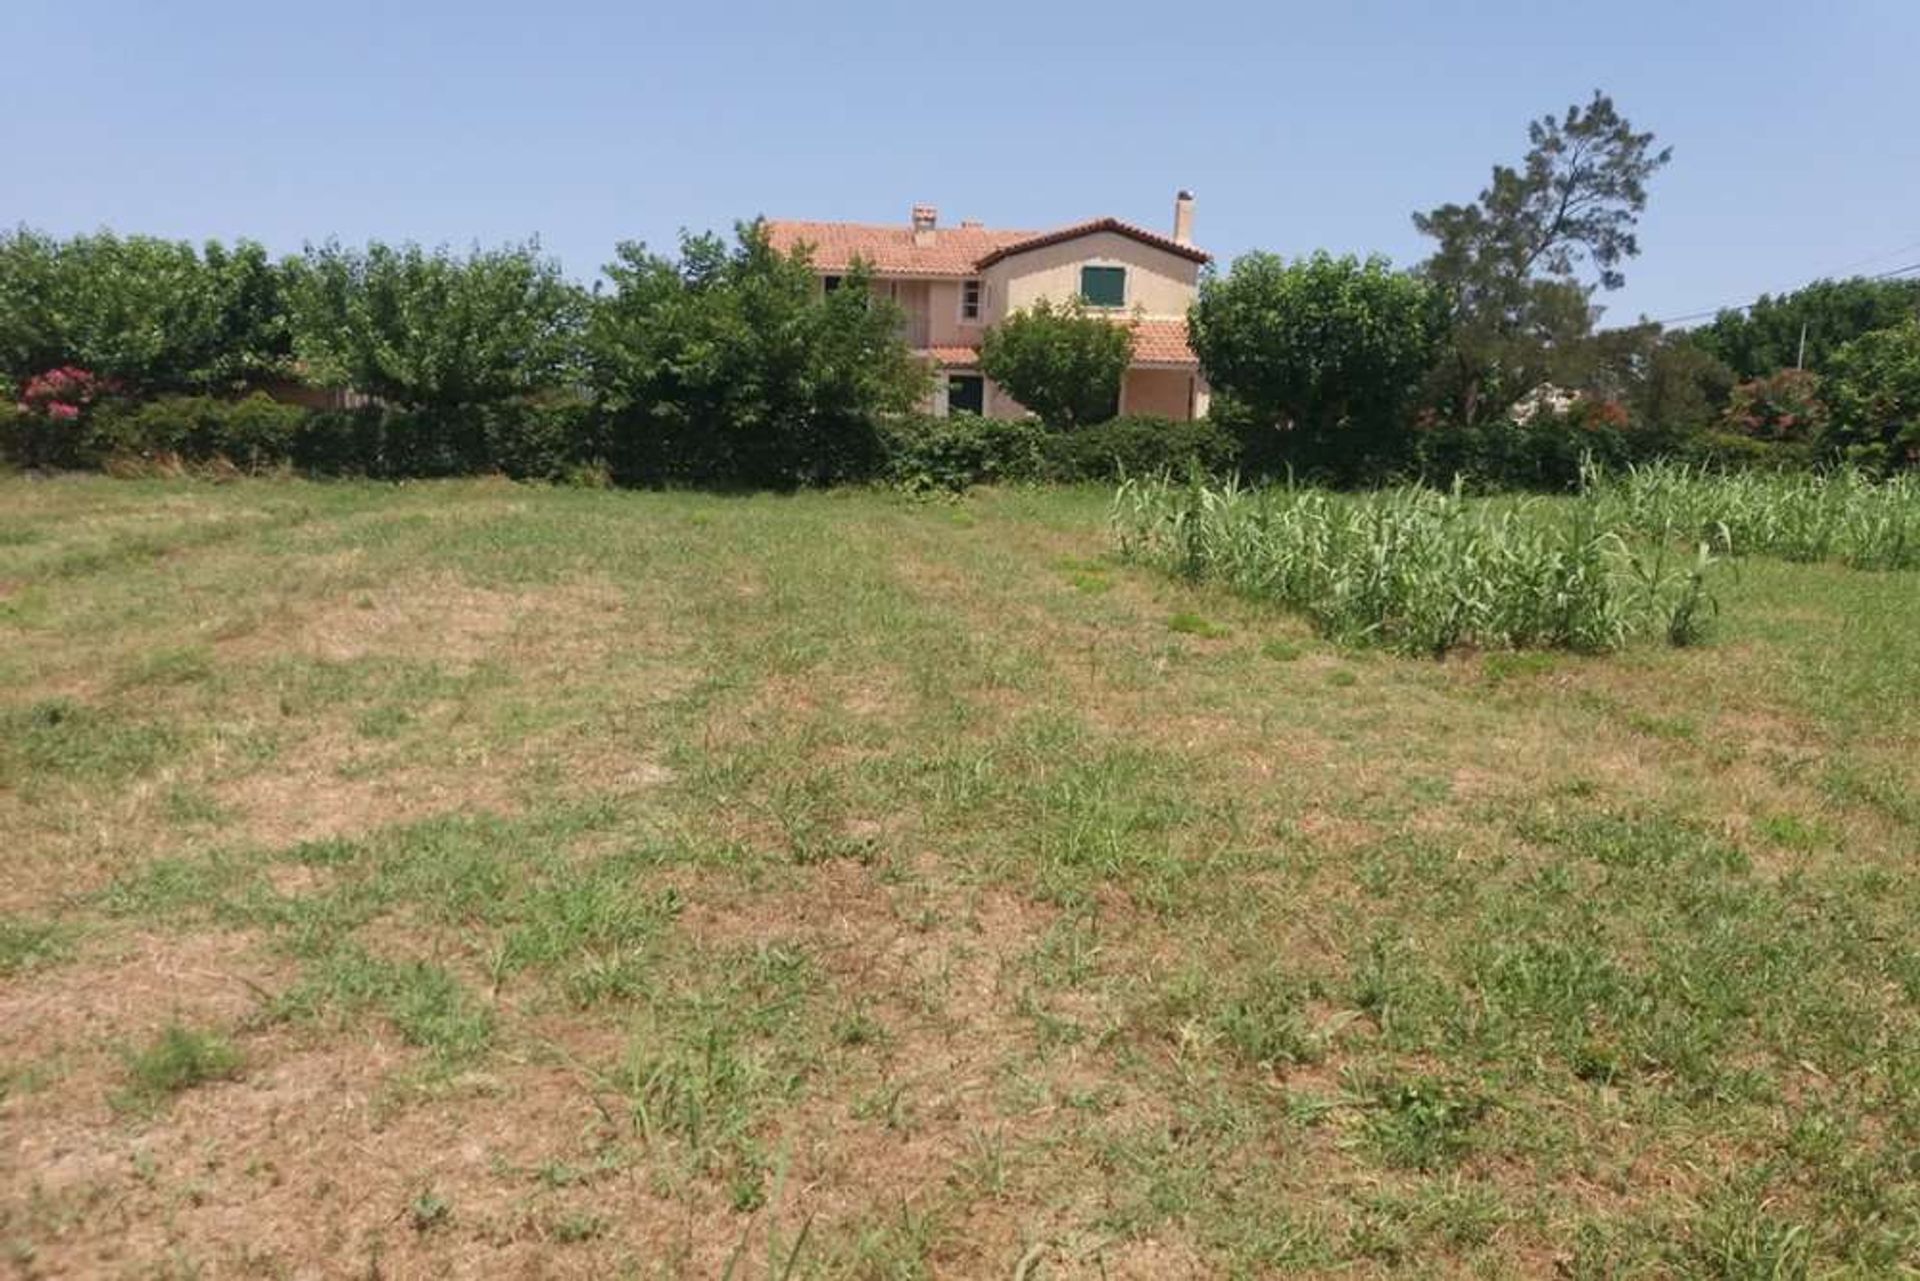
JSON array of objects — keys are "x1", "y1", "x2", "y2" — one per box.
[{"x1": 1079, "y1": 265, "x2": 1125, "y2": 308}]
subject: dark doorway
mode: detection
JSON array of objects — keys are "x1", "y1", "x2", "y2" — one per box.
[{"x1": 947, "y1": 374, "x2": 985, "y2": 416}]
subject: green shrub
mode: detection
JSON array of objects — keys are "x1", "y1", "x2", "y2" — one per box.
[
  {"x1": 286, "y1": 401, "x2": 594, "y2": 480},
  {"x1": 91, "y1": 393, "x2": 307, "y2": 470},
  {"x1": 977, "y1": 298, "x2": 1131, "y2": 430},
  {"x1": 1191, "y1": 250, "x2": 1443, "y2": 482},
  {"x1": 589, "y1": 226, "x2": 926, "y2": 488},
  {"x1": 1413, "y1": 402, "x2": 1642, "y2": 492},
  {"x1": 1721, "y1": 368, "x2": 1827, "y2": 443},
  {"x1": 0, "y1": 230, "x2": 291, "y2": 393},
  {"x1": 477, "y1": 399, "x2": 597, "y2": 481},
  {"x1": 877, "y1": 412, "x2": 1044, "y2": 492},
  {"x1": 1683, "y1": 431, "x2": 1813, "y2": 473},
  {"x1": 1822, "y1": 319, "x2": 1920, "y2": 471},
  {"x1": 1037, "y1": 415, "x2": 1238, "y2": 483},
  {"x1": 286, "y1": 240, "x2": 586, "y2": 411}
]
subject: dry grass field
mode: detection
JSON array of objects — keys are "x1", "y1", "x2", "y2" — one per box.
[{"x1": 0, "y1": 476, "x2": 1915, "y2": 1278}]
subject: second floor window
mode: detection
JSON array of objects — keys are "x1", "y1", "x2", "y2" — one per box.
[
  {"x1": 823, "y1": 275, "x2": 844, "y2": 293},
  {"x1": 960, "y1": 279, "x2": 982, "y2": 321},
  {"x1": 1079, "y1": 265, "x2": 1126, "y2": 308}
]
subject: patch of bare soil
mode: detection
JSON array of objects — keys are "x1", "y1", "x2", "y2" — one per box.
[
  {"x1": 219, "y1": 573, "x2": 636, "y2": 673},
  {"x1": 212, "y1": 730, "x2": 523, "y2": 849}
]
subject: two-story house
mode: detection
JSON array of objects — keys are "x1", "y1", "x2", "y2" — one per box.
[{"x1": 766, "y1": 192, "x2": 1211, "y2": 421}]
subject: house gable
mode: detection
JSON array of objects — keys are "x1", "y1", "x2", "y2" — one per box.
[
  {"x1": 972, "y1": 217, "x2": 1209, "y2": 270},
  {"x1": 984, "y1": 230, "x2": 1204, "y2": 321}
]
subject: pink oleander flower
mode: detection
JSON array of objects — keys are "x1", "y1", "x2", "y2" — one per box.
[{"x1": 18, "y1": 366, "x2": 104, "y2": 420}]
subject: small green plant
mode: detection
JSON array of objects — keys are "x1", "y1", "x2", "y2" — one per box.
[
  {"x1": 0, "y1": 917, "x2": 70, "y2": 977},
  {"x1": 1260, "y1": 639, "x2": 1304, "y2": 661},
  {"x1": 1167, "y1": 611, "x2": 1228, "y2": 638},
  {"x1": 1365, "y1": 1078, "x2": 1489, "y2": 1170},
  {"x1": 408, "y1": 1190, "x2": 452, "y2": 1232},
  {"x1": 550, "y1": 1210, "x2": 608, "y2": 1243},
  {"x1": 116, "y1": 1024, "x2": 243, "y2": 1112}
]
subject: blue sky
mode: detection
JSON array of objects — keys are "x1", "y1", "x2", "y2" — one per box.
[{"x1": 7, "y1": 1, "x2": 1918, "y2": 326}]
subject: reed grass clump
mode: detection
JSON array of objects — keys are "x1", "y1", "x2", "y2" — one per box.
[
  {"x1": 1112, "y1": 474, "x2": 1719, "y2": 656},
  {"x1": 1589, "y1": 462, "x2": 1920, "y2": 570}
]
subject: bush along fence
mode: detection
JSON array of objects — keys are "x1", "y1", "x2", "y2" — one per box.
[{"x1": 5, "y1": 217, "x2": 1918, "y2": 489}]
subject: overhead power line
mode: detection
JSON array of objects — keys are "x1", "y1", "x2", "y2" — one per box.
[{"x1": 1653, "y1": 256, "x2": 1920, "y2": 328}]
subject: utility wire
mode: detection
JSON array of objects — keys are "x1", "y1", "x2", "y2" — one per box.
[{"x1": 1654, "y1": 256, "x2": 1920, "y2": 328}]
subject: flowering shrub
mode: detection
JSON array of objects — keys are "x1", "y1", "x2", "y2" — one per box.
[
  {"x1": 1722, "y1": 369, "x2": 1827, "y2": 443},
  {"x1": 5, "y1": 366, "x2": 109, "y2": 468},
  {"x1": 18, "y1": 366, "x2": 103, "y2": 418}
]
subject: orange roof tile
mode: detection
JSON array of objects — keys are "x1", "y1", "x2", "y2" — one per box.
[
  {"x1": 764, "y1": 220, "x2": 1037, "y2": 277},
  {"x1": 764, "y1": 214, "x2": 1210, "y2": 277},
  {"x1": 1129, "y1": 318, "x2": 1199, "y2": 366},
  {"x1": 920, "y1": 346, "x2": 981, "y2": 367},
  {"x1": 976, "y1": 218, "x2": 1211, "y2": 268}
]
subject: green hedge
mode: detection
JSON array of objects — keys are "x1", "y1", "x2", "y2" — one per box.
[
  {"x1": 875, "y1": 413, "x2": 1238, "y2": 492},
  {"x1": 91, "y1": 394, "x2": 308, "y2": 471},
  {"x1": 1037, "y1": 416, "x2": 1239, "y2": 483},
  {"x1": 876, "y1": 413, "x2": 1046, "y2": 493}
]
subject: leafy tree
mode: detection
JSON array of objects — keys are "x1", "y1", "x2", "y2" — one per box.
[
  {"x1": 978, "y1": 297, "x2": 1131, "y2": 429},
  {"x1": 286, "y1": 239, "x2": 586, "y2": 409},
  {"x1": 1188, "y1": 250, "x2": 1443, "y2": 477},
  {"x1": 1576, "y1": 322, "x2": 1734, "y2": 438},
  {"x1": 1415, "y1": 91, "x2": 1671, "y2": 424},
  {"x1": 1690, "y1": 276, "x2": 1920, "y2": 379},
  {"x1": 587, "y1": 223, "x2": 926, "y2": 485},
  {"x1": 1822, "y1": 319, "x2": 1920, "y2": 469},
  {"x1": 0, "y1": 229, "x2": 292, "y2": 392}
]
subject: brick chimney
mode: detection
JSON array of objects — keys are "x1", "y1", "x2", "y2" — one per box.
[
  {"x1": 1172, "y1": 190, "x2": 1195, "y2": 246},
  {"x1": 911, "y1": 204, "x2": 938, "y2": 247}
]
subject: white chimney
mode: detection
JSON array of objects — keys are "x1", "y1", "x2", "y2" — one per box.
[
  {"x1": 911, "y1": 204, "x2": 938, "y2": 247},
  {"x1": 1173, "y1": 190, "x2": 1195, "y2": 246}
]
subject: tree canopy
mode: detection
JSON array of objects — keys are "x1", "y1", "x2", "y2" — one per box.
[
  {"x1": 1189, "y1": 250, "x2": 1442, "y2": 476},
  {"x1": 1687, "y1": 276, "x2": 1920, "y2": 379},
  {"x1": 1414, "y1": 91, "x2": 1671, "y2": 424},
  {"x1": 586, "y1": 223, "x2": 927, "y2": 485},
  {"x1": 285, "y1": 239, "x2": 587, "y2": 410},
  {"x1": 1823, "y1": 319, "x2": 1920, "y2": 470},
  {"x1": 978, "y1": 298, "x2": 1132, "y2": 430},
  {"x1": 0, "y1": 229, "x2": 291, "y2": 392}
]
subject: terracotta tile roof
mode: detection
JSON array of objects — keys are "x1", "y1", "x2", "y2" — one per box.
[
  {"x1": 764, "y1": 214, "x2": 1210, "y2": 277},
  {"x1": 920, "y1": 346, "x2": 981, "y2": 367},
  {"x1": 1128, "y1": 318, "x2": 1199, "y2": 365},
  {"x1": 764, "y1": 220, "x2": 1038, "y2": 277},
  {"x1": 975, "y1": 218, "x2": 1211, "y2": 268}
]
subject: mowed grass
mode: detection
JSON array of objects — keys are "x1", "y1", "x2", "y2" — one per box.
[{"x1": 0, "y1": 474, "x2": 1914, "y2": 1278}]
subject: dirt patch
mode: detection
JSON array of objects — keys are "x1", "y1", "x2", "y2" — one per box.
[
  {"x1": 213, "y1": 730, "x2": 524, "y2": 848},
  {"x1": 220, "y1": 573, "x2": 636, "y2": 673}
]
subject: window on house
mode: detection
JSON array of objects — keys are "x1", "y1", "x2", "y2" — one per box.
[
  {"x1": 1079, "y1": 265, "x2": 1126, "y2": 308},
  {"x1": 960, "y1": 279, "x2": 983, "y2": 321},
  {"x1": 822, "y1": 274, "x2": 843, "y2": 293},
  {"x1": 947, "y1": 374, "x2": 985, "y2": 417}
]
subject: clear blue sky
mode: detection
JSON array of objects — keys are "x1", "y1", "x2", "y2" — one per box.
[{"x1": 7, "y1": 1, "x2": 1917, "y2": 327}]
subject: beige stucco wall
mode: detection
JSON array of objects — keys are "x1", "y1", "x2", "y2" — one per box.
[
  {"x1": 984, "y1": 232, "x2": 1200, "y2": 321},
  {"x1": 858, "y1": 276, "x2": 985, "y2": 349},
  {"x1": 933, "y1": 369, "x2": 1209, "y2": 422}
]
